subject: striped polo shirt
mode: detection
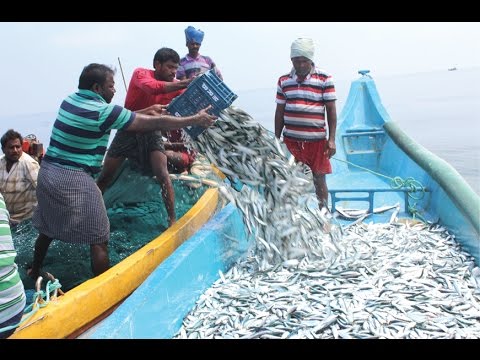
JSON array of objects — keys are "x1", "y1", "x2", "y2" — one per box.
[
  {"x1": 0, "y1": 194, "x2": 26, "y2": 325},
  {"x1": 276, "y1": 66, "x2": 336, "y2": 141},
  {"x1": 43, "y1": 90, "x2": 135, "y2": 175},
  {"x1": 177, "y1": 54, "x2": 223, "y2": 80}
]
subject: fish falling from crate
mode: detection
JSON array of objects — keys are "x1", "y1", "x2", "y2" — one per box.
[
  {"x1": 194, "y1": 107, "x2": 343, "y2": 268},
  {"x1": 168, "y1": 71, "x2": 342, "y2": 267}
]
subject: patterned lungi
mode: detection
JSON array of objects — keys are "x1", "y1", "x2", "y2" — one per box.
[{"x1": 32, "y1": 160, "x2": 109, "y2": 245}]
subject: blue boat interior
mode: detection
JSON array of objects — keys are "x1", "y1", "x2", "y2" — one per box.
[
  {"x1": 86, "y1": 203, "x2": 252, "y2": 339},
  {"x1": 83, "y1": 70, "x2": 480, "y2": 339},
  {"x1": 329, "y1": 71, "x2": 427, "y2": 223}
]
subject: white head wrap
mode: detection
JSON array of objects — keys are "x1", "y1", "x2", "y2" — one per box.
[{"x1": 290, "y1": 38, "x2": 315, "y2": 62}]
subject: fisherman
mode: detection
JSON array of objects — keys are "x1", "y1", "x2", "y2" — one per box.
[
  {"x1": 164, "y1": 26, "x2": 224, "y2": 176},
  {"x1": 28, "y1": 63, "x2": 216, "y2": 281},
  {"x1": 274, "y1": 38, "x2": 337, "y2": 209},
  {"x1": 0, "y1": 129, "x2": 40, "y2": 226},
  {"x1": 96, "y1": 48, "x2": 193, "y2": 227},
  {"x1": 176, "y1": 25, "x2": 223, "y2": 81}
]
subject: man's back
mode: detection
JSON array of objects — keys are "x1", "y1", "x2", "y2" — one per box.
[
  {"x1": 0, "y1": 192, "x2": 26, "y2": 338},
  {"x1": 44, "y1": 90, "x2": 134, "y2": 175}
]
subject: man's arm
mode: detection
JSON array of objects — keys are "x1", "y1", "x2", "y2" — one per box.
[
  {"x1": 325, "y1": 101, "x2": 337, "y2": 158},
  {"x1": 135, "y1": 104, "x2": 168, "y2": 116},
  {"x1": 160, "y1": 78, "x2": 192, "y2": 92},
  {"x1": 211, "y1": 64, "x2": 223, "y2": 81},
  {"x1": 164, "y1": 141, "x2": 187, "y2": 151},
  {"x1": 274, "y1": 103, "x2": 286, "y2": 139},
  {"x1": 126, "y1": 106, "x2": 216, "y2": 133},
  {"x1": 205, "y1": 56, "x2": 222, "y2": 81},
  {"x1": 25, "y1": 158, "x2": 40, "y2": 188},
  {"x1": 132, "y1": 68, "x2": 192, "y2": 94}
]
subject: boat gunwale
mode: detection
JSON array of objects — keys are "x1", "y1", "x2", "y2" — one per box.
[
  {"x1": 10, "y1": 187, "x2": 219, "y2": 339},
  {"x1": 384, "y1": 121, "x2": 480, "y2": 235}
]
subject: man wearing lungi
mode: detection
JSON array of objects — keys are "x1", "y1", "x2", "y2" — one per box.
[{"x1": 27, "y1": 63, "x2": 216, "y2": 280}]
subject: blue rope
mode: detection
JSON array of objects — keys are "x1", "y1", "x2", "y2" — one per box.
[{"x1": 0, "y1": 278, "x2": 62, "y2": 335}]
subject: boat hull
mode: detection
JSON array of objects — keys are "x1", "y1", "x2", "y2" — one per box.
[
  {"x1": 84, "y1": 202, "x2": 250, "y2": 338},
  {"x1": 328, "y1": 75, "x2": 479, "y2": 263},
  {"x1": 10, "y1": 187, "x2": 219, "y2": 339}
]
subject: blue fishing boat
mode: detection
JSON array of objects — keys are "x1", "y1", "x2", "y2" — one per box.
[{"x1": 84, "y1": 70, "x2": 480, "y2": 339}]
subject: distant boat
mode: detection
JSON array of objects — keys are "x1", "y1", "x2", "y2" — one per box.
[{"x1": 448, "y1": 67, "x2": 457, "y2": 71}]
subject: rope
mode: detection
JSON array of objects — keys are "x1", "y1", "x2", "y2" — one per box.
[
  {"x1": 0, "y1": 277, "x2": 63, "y2": 336},
  {"x1": 332, "y1": 157, "x2": 427, "y2": 221}
]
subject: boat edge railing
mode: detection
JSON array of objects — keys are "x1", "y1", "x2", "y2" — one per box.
[{"x1": 384, "y1": 121, "x2": 480, "y2": 235}]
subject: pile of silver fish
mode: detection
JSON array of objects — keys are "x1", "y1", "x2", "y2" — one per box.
[
  {"x1": 193, "y1": 106, "x2": 342, "y2": 267},
  {"x1": 182, "y1": 107, "x2": 480, "y2": 339},
  {"x1": 174, "y1": 221, "x2": 480, "y2": 339}
]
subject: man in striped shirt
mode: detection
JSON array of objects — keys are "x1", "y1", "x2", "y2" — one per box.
[
  {"x1": 169, "y1": 27, "x2": 222, "y2": 175},
  {"x1": 176, "y1": 26, "x2": 222, "y2": 81},
  {"x1": 275, "y1": 38, "x2": 337, "y2": 209},
  {"x1": 28, "y1": 63, "x2": 216, "y2": 281},
  {"x1": 0, "y1": 193, "x2": 26, "y2": 338}
]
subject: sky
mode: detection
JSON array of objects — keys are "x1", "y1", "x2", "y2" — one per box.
[{"x1": 1, "y1": 22, "x2": 479, "y2": 117}]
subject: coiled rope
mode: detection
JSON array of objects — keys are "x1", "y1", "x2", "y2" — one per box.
[
  {"x1": 0, "y1": 275, "x2": 63, "y2": 336},
  {"x1": 332, "y1": 157, "x2": 427, "y2": 222}
]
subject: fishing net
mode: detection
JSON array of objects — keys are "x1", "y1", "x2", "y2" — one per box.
[{"x1": 14, "y1": 160, "x2": 210, "y2": 292}]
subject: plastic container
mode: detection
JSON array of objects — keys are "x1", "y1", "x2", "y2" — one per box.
[{"x1": 167, "y1": 70, "x2": 238, "y2": 139}]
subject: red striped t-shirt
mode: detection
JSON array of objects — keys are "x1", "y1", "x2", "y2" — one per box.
[{"x1": 276, "y1": 67, "x2": 336, "y2": 141}]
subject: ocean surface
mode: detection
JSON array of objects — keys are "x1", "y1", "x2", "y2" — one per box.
[{"x1": 1, "y1": 67, "x2": 479, "y2": 195}]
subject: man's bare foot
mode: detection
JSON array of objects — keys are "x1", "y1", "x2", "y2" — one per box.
[
  {"x1": 26, "y1": 266, "x2": 38, "y2": 280},
  {"x1": 26, "y1": 267, "x2": 54, "y2": 281}
]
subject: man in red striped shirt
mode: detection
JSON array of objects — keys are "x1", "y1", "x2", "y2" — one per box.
[{"x1": 274, "y1": 38, "x2": 337, "y2": 209}]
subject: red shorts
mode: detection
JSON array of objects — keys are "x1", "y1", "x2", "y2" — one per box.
[{"x1": 284, "y1": 138, "x2": 332, "y2": 174}]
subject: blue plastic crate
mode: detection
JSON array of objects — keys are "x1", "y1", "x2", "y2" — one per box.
[{"x1": 167, "y1": 70, "x2": 238, "y2": 139}]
